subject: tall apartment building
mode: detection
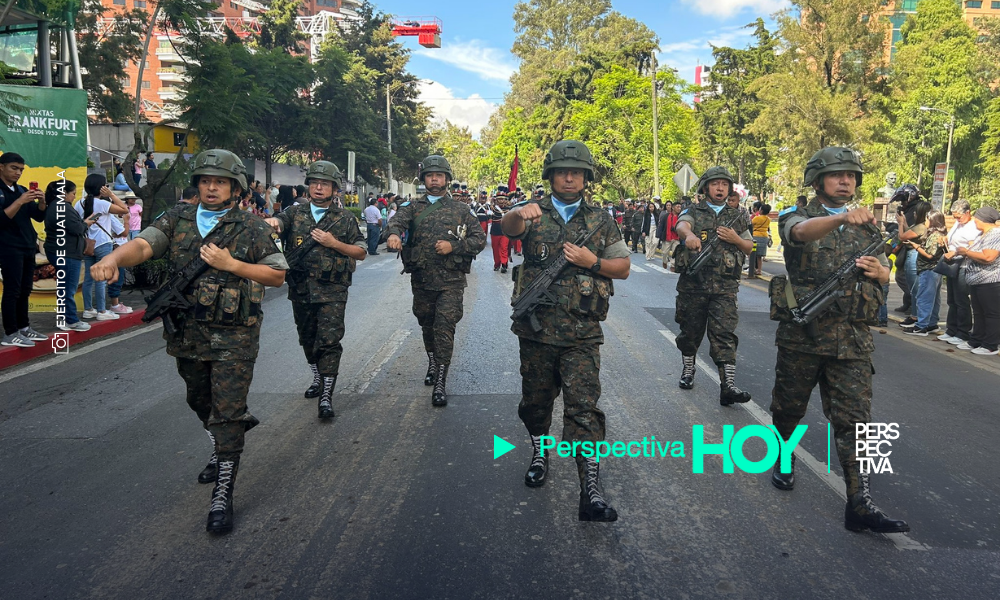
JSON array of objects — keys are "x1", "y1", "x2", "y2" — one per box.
[
  {"x1": 98, "y1": 0, "x2": 361, "y2": 122},
  {"x1": 884, "y1": 0, "x2": 1000, "y2": 60}
]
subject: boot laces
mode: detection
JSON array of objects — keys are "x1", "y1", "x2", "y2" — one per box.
[
  {"x1": 426, "y1": 352, "x2": 436, "y2": 372},
  {"x1": 210, "y1": 461, "x2": 235, "y2": 512},
  {"x1": 584, "y1": 458, "x2": 606, "y2": 505},
  {"x1": 681, "y1": 356, "x2": 696, "y2": 378},
  {"x1": 433, "y1": 365, "x2": 447, "y2": 395},
  {"x1": 530, "y1": 435, "x2": 546, "y2": 468},
  {"x1": 205, "y1": 430, "x2": 217, "y2": 465},
  {"x1": 320, "y1": 376, "x2": 335, "y2": 403},
  {"x1": 309, "y1": 363, "x2": 320, "y2": 385},
  {"x1": 722, "y1": 364, "x2": 746, "y2": 393}
]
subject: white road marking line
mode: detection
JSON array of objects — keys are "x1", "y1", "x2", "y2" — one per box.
[
  {"x1": 339, "y1": 328, "x2": 411, "y2": 394},
  {"x1": 0, "y1": 324, "x2": 161, "y2": 384},
  {"x1": 644, "y1": 263, "x2": 674, "y2": 275},
  {"x1": 657, "y1": 329, "x2": 929, "y2": 551},
  {"x1": 630, "y1": 264, "x2": 648, "y2": 273}
]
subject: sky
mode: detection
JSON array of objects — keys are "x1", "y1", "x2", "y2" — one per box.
[{"x1": 369, "y1": 0, "x2": 789, "y2": 137}]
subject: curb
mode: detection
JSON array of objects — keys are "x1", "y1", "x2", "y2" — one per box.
[{"x1": 0, "y1": 309, "x2": 149, "y2": 371}]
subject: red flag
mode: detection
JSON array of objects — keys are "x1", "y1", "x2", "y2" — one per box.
[{"x1": 507, "y1": 145, "x2": 519, "y2": 192}]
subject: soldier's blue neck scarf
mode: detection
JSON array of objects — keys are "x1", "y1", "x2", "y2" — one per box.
[
  {"x1": 310, "y1": 203, "x2": 329, "y2": 223},
  {"x1": 427, "y1": 195, "x2": 443, "y2": 203},
  {"x1": 196, "y1": 205, "x2": 231, "y2": 238},
  {"x1": 707, "y1": 201, "x2": 725, "y2": 214},
  {"x1": 823, "y1": 205, "x2": 847, "y2": 230},
  {"x1": 551, "y1": 195, "x2": 581, "y2": 223}
]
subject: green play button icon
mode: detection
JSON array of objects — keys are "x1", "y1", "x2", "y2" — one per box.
[{"x1": 493, "y1": 435, "x2": 516, "y2": 459}]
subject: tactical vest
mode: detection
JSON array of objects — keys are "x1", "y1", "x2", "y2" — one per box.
[
  {"x1": 284, "y1": 206, "x2": 357, "y2": 295},
  {"x1": 674, "y1": 203, "x2": 746, "y2": 281},
  {"x1": 400, "y1": 196, "x2": 474, "y2": 275}
]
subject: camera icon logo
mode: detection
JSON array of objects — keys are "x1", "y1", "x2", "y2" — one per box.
[{"x1": 51, "y1": 332, "x2": 70, "y2": 355}]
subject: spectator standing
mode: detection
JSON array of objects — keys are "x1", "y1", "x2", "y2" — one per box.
[
  {"x1": 76, "y1": 174, "x2": 128, "y2": 321},
  {"x1": 143, "y1": 152, "x2": 156, "y2": 170},
  {"x1": 105, "y1": 199, "x2": 132, "y2": 316},
  {"x1": 896, "y1": 199, "x2": 931, "y2": 327},
  {"x1": 644, "y1": 200, "x2": 660, "y2": 261},
  {"x1": 661, "y1": 202, "x2": 681, "y2": 270},
  {"x1": 126, "y1": 193, "x2": 143, "y2": 240},
  {"x1": 905, "y1": 210, "x2": 947, "y2": 336},
  {"x1": 938, "y1": 200, "x2": 980, "y2": 345},
  {"x1": 43, "y1": 180, "x2": 92, "y2": 332},
  {"x1": 0, "y1": 152, "x2": 48, "y2": 347},
  {"x1": 363, "y1": 198, "x2": 383, "y2": 255},
  {"x1": 750, "y1": 203, "x2": 772, "y2": 278},
  {"x1": 955, "y1": 207, "x2": 1000, "y2": 355}
]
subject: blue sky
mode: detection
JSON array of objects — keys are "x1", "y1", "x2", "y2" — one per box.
[{"x1": 370, "y1": 0, "x2": 788, "y2": 136}]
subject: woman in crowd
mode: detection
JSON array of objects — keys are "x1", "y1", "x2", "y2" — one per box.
[
  {"x1": 896, "y1": 200, "x2": 931, "y2": 328},
  {"x1": 126, "y1": 193, "x2": 142, "y2": 240},
  {"x1": 955, "y1": 207, "x2": 1000, "y2": 356},
  {"x1": 938, "y1": 200, "x2": 981, "y2": 346},
  {"x1": 904, "y1": 209, "x2": 947, "y2": 336},
  {"x1": 106, "y1": 191, "x2": 136, "y2": 315},
  {"x1": 43, "y1": 180, "x2": 95, "y2": 332},
  {"x1": 76, "y1": 174, "x2": 128, "y2": 320},
  {"x1": 644, "y1": 200, "x2": 660, "y2": 261},
  {"x1": 750, "y1": 203, "x2": 771, "y2": 278}
]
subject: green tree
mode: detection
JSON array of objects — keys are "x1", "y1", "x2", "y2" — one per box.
[{"x1": 427, "y1": 120, "x2": 484, "y2": 187}]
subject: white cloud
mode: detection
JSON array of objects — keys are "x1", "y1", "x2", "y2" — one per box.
[
  {"x1": 681, "y1": 0, "x2": 789, "y2": 17},
  {"x1": 417, "y1": 80, "x2": 497, "y2": 138},
  {"x1": 657, "y1": 25, "x2": 759, "y2": 82},
  {"x1": 414, "y1": 39, "x2": 517, "y2": 83}
]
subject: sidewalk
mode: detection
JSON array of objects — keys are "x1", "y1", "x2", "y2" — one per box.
[{"x1": 0, "y1": 288, "x2": 149, "y2": 371}]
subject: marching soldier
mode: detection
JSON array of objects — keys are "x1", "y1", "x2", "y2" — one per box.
[
  {"x1": 264, "y1": 161, "x2": 366, "y2": 419},
  {"x1": 501, "y1": 140, "x2": 631, "y2": 522},
  {"x1": 91, "y1": 149, "x2": 287, "y2": 534},
  {"x1": 386, "y1": 155, "x2": 487, "y2": 406},
  {"x1": 768, "y1": 147, "x2": 909, "y2": 533},
  {"x1": 673, "y1": 166, "x2": 754, "y2": 405},
  {"x1": 622, "y1": 201, "x2": 635, "y2": 249}
]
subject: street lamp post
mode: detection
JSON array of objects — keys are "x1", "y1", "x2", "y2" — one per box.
[{"x1": 919, "y1": 106, "x2": 955, "y2": 210}]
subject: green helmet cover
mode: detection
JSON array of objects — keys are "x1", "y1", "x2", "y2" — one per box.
[
  {"x1": 803, "y1": 147, "x2": 864, "y2": 188},
  {"x1": 305, "y1": 160, "x2": 342, "y2": 186},
  {"x1": 542, "y1": 140, "x2": 595, "y2": 181},
  {"x1": 419, "y1": 155, "x2": 453, "y2": 181},
  {"x1": 696, "y1": 166, "x2": 735, "y2": 195},
  {"x1": 190, "y1": 149, "x2": 248, "y2": 192}
]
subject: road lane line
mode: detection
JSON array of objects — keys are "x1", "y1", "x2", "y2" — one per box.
[
  {"x1": 658, "y1": 329, "x2": 929, "y2": 551},
  {"x1": 339, "y1": 328, "x2": 411, "y2": 394},
  {"x1": 644, "y1": 263, "x2": 675, "y2": 275},
  {"x1": 630, "y1": 264, "x2": 648, "y2": 273},
  {"x1": 0, "y1": 324, "x2": 161, "y2": 384}
]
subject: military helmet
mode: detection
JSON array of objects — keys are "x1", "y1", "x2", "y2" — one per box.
[
  {"x1": 890, "y1": 183, "x2": 919, "y2": 206},
  {"x1": 305, "y1": 160, "x2": 342, "y2": 186},
  {"x1": 190, "y1": 149, "x2": 248, "y2": 192},
  {"x1": 542, "y1": 140, "x2": 595, "y2": 182},
  {"x1": 419, "y1": 155, "x2": 453, "y2": 181},
  {"x1": 695, "y1": 166, "x2": 735, "y2": 195},
  {"x1": 803, "y1": 146, "x2": 864, "y2": 187}
]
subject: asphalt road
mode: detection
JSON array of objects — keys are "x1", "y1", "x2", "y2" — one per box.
[{"x1": 2, "y1": 243, "x2": 999, "y2": 599}]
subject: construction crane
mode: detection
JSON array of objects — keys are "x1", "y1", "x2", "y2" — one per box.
[{"x1": 390, "y1": 17, "x2": 441, "y2": 48}]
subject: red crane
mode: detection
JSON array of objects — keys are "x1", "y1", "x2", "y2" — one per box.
[{"x1": 390, "y1": 17, "x2": 442, "y2": 48}]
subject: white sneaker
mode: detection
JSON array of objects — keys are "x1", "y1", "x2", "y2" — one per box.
[
  {"x1": 971, "y1": 347, "x2": 999, "y2": 356},
  {"x1": 108, "y1": 303, "x2": 133, "y2": 314},
  {"x1": 19, "y1": 326, "x2": 49, "y2": 341},
  {"x1": 947, "y1": 337, "x2": 966, "y2": 345},
  {"x1": 956, "y1": 342, "x2": 974, "y2": 351},
  {"x1": 96, "y1": 311, "x2": 119, "y2": 321},
  {"x1": 57, "y1": 321, "x2": 92, "y2": 332},
  {"x1": 82, "y1": 309, "x2": 98, "y2": 319},
  {"x1": 937, "y1": 334, "x2": 955, "y2": 342}
]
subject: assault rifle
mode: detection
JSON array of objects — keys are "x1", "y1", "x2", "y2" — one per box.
[
  {"x1": 283, "y1": 214, "x2": 347, "y2": 271},
  {"x1": 142, "y1": 226, "x2": 242, "y2": 336},
  {"x1": 791, "y1": 231, "x2": 896, "y2": 337},
  {"x1": 511, "y1": 225, "x2": 601, "y2": 333},
  {"x1": 685, "y1": 211, "x2": 746, "y2": 279}
]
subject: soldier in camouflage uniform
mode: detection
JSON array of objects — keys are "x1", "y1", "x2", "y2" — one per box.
[
  {"x1": 622, "y1": 201, "x2": 635, "y2": 249},
  {"x1": 768, "y1": 147, "x2": 909, "y2": 534},
  {"x1": 673, "y1": 166, "x2": 754, "y2": 405},
  {"x1": 386, "y1": 155, "x2": 487, "y2": 406},
  {"x1": 501, "y1": 140, "x2": 632, "y2": 522},
  {"x1": 265, "y1": 161, "x2": 366, "y2": 419},
  {"x1": 91, "y1": 149, "x2": 288, "y2": 534}
]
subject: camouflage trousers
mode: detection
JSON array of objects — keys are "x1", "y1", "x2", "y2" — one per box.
[
  {"x1": 176, "y1": 358, "x2": 260, "y2": 461},
  {"x1": 412, "y1": 284, "x2": 465, "y2": 366},
  {"x1": 292, "y1": 299, "x2": 347, "y2": 377},
  {"x1": 517, "y1": 337, "x2": 606, "y2": 444},
  {"x1": 675, "y1": 291, "x2": 739, "y2": 365},
  {"x1": 770, "y1": 347, "x2": 873, "y2": 486}
]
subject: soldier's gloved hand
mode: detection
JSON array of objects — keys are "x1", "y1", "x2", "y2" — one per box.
[
  {"x1": 844, "y1": 207, "x2": 877, "y2": 227},
  {"x1": 435, "y1": 240, "x2": 453, "y2": 255},
  {"x1": 684, "y1": 234, "x2": 702, "y2": 253},
  {"x1": 311, "y1": 228, "x2": 338, "y2": 248},
  {"x1": 264, "y1": 217, "x2": 281, "y2": 232},
  {"x1": 200, "y1": 243, "x2": 237, "y2": 272},
  {"x1": 514, "y1": 203, "x2": 543, "y2": 225},
  {"x1": 90, "y1": 257, "x2": 120, "y2": 283},
  {"x1": 387, "y1": 234, "x2": 402, "y2": 251},
  {"x1": 564, "y1": 242, "x2": 597, "y2": 268}
]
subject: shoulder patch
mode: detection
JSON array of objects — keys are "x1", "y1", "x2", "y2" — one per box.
[
  {"x1": 778, "y1": 207, "x2": 798, "y2": 217},
  {"x1": 400, "y1": 201, "x2": 411, "y2": 207},
  {"x1": 679, "y1": 209, "x2": 688, "y2": 216},
  {"x1": 511, "y1": 200, "x2": 529, "y2": 209}
]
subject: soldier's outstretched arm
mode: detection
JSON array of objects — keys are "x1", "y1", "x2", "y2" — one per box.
[
  {"x1": 91, "y1": 238, "x2": 154, "y2": 283},
  {"x1": 791, "y1": 208, "x2": 876, "y2": 243},
  {"x1": 200, "y1": 244, "x2": 286, "y2": 287}
]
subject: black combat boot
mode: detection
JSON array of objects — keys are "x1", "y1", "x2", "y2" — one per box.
[
  {"x1": 206, "y1": 457, "x2": 239, "y2": 534},
  {"x1": 423, "y1": 352, "x2": 437, "y2": 386},
  {"x1": 770, "y1": 453, "x2": 795, "y2": 490},
  {"x1": 304, "y1": 363, "x2": 321, "y2": 398},
  {"x1": 678, "y1": 355, "x2": 696, "y2": 390},
  {"x1": 432, "y1": 364, "x2": 448, "y2": 407},
  {"x1": 844, "y1": 468, "x2": 910, "y2": 533},
  {"x1": 578, "y1": 456, "x2": 618, "y2": 522},
  {"x1": 719, "y1": 364, "x2": 752, "y2": 405},
  {"x1": 198, "y1": 429, "x2": 218, "y2": 484},
  {"x1": 318, "y1": 375, "x2": 336, "y2": 419},
  {"x1": 524, "y1": 434, "x2": 548, "y2": 488},
  {"x1": 501, "y1": 263, "x2": 508, "y2": 274}
]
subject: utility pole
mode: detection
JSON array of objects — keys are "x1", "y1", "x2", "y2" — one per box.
[
  {"x1": 386, "y1": 84, "x2": 393, "y2": 191},
  {"x1": 651, "y1": 51, "x2": 660, "y2": 197}
]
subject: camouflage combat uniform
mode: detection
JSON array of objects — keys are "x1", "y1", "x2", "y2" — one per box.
[
  {"x1": 769, "y1": 198, "x2": 888, "y2": 492},
  {"x1": 388, "y1": 193, "x2": 487, "y2": 367},
  {"x1": 273, "y1": 203, "x2": 364, "y2": 378},
  {"x1": 622, "y1": 207, "x2": 635, "y2": 247},
  {"x1": 137, "y1": 204, "x2": 288, "y2": 461},
  {"x1": 509, "y1": 195, "x2": 630, "y2": 450},
  {"x1": 674, "y1": 201, "x2": 752, "y2": 365}
]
